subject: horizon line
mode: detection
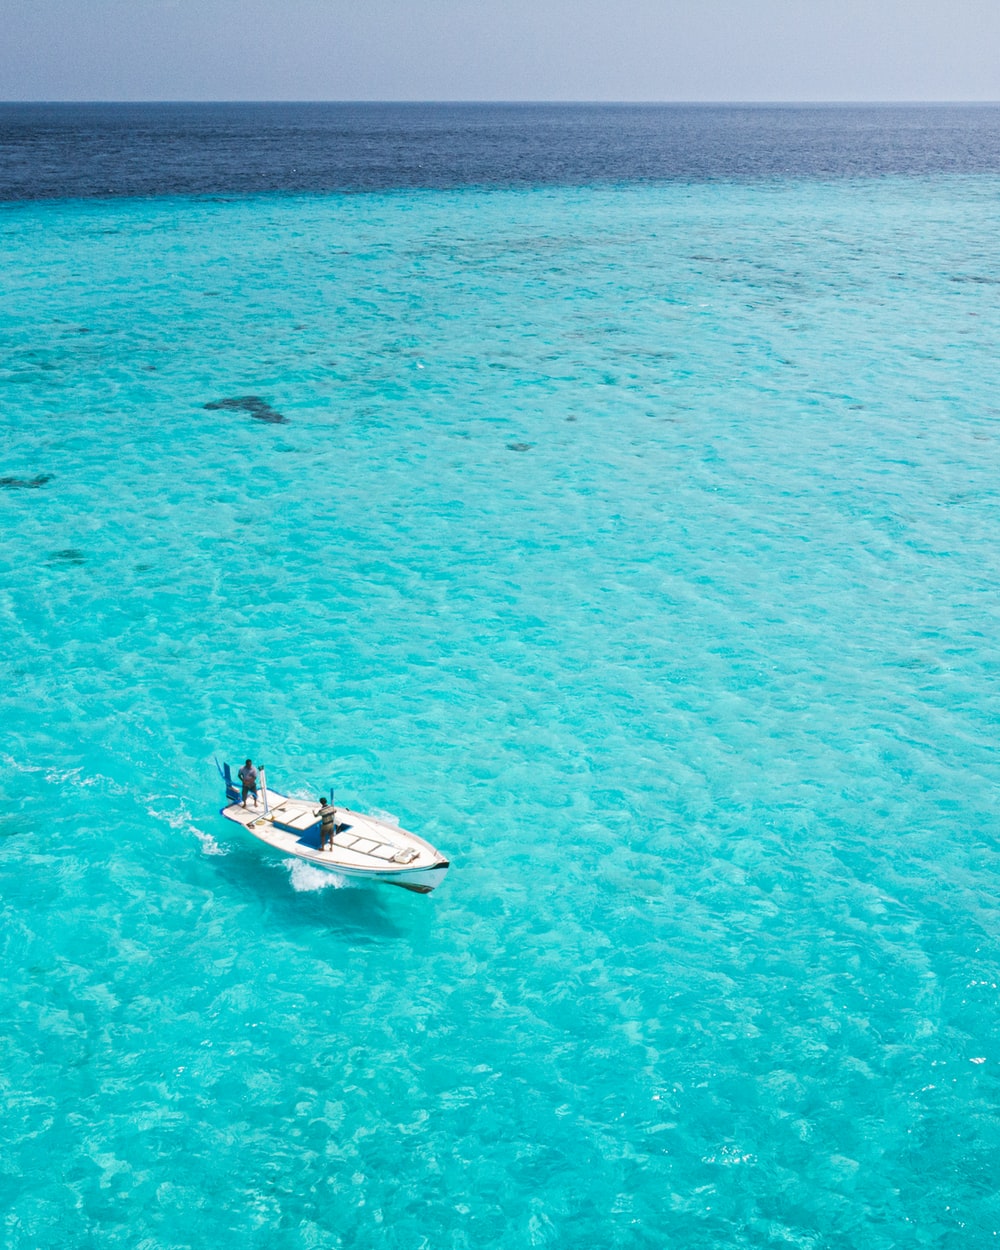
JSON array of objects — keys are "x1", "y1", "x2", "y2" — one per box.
[{"x1": 3, "y1": 98, "x2": 1000, "y2": 107}]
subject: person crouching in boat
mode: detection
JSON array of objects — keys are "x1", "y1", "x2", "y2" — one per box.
[
  {"x1": 315, "y1": 797, "x2": 337, "y2": 850},
  {"x1": 238, "y1": 759, "x2": 259, "y2": 808}
]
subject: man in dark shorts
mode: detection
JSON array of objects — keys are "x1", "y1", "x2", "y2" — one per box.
[
  {"x1": 238, "y1": 759, "x2": 258, "y2": 807},
  {"x1": 314, "y1": 796, "x2": 337, "y2": 850}
]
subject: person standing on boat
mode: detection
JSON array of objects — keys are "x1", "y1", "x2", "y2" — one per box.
[
  {"x1": 315, "y1": 796, "x2": 337, "y2": 850},
  {"x1": 238, "y1": 759, "x2": 259, "y2": 808}
]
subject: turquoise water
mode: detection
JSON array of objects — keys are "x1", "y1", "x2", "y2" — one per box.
[{"x1": 2, "y1": 178, "x2": 1000, "y2": 1247}]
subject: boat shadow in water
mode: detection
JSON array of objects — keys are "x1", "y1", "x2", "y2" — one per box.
[{"x1": 209, "y1": 840, "x2": 429, "y2": 946}]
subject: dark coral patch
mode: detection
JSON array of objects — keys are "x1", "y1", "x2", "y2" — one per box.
[
  {"x1": 204, "y1": 396, "x2": 287, "y2": 424},
  {"x1": 0, "y1": 474, "x2": 51, "y2": 489},
  {"x1": 49, "y1": 549, "x2": 85, "y2": 565},
  {"x1": 507, "y1": 442, "x2": 534, "y2": 452}
]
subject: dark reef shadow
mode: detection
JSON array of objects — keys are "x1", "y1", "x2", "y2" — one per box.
[
  {"x1": 1, "y1": 474, "x2": 51, "y2": 489},
  {"x1": 48, "y1": 548, "x2": 85, "y2": 565},
  {"x1": 204, "y1": 396, "x2": 288, "y2": 424}
]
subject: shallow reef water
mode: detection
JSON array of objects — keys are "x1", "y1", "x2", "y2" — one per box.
[{"x1": 1, "y1": 173, "x2": 1000, "y2": 1247}]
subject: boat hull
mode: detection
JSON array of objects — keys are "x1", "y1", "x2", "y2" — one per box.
[{"x1": 288, "y1": 853, "x2": 450, "y2": 894}]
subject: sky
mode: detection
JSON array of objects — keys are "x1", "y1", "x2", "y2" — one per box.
[{"x1": 2, "y1": 0, "x2": 999, "y2": 103}]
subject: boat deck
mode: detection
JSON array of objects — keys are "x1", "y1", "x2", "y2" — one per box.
[{"x1": 221, "y1": 791, "x2": 439, "y2": 876}]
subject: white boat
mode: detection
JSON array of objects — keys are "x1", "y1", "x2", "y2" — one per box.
[{"x1": 217, "y1": 761, "x2": 450, "y2": 894}]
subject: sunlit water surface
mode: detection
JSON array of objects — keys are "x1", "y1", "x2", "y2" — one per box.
[{"x1": 2, "y1": 177, "x2": 1000, "y2": 1247}]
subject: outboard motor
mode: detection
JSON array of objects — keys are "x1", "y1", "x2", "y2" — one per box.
[{"x1": 219, "y1": 760, "x2": 241, "y2": 804}]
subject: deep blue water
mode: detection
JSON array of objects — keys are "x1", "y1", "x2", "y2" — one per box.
[{"x1": 2, "y1": 102, "x2": 1000, "y2": 199}]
